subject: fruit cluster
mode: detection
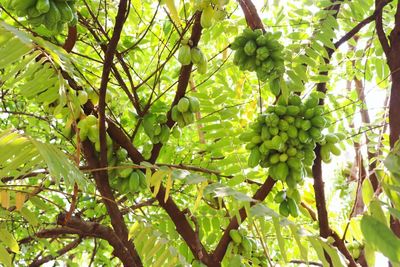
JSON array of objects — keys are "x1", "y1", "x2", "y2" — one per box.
[
  {"x1": 171, "y1": 96, "x2": 200, "y2": 127},
  {"x1": 231, "y1": 29, "x2": 285, "y2": 82},
  {"x1": 273, "y1": 188, "x2": 301, "y2": 218},
  {"x1": 240, "y1": 93, "x2": 344, "y2": 216},
  {"x1": 178, "y1": 43, "x2": 208, "y2": 74},
  {"x1": 111, "y1": 167, "x2": 147, "y2": 194},
  {"x1": 228, "y1": 230, "x2": 269, "y2": 266},
  {"x1": 6, "y1": 0, "x2": 77, "y2": 32},
  {"x1": 194, "y1": 0, "x2": 229, "y2": 29},
  {"x1": 143, "y1": 114, "x2": 170, "y2": 145}
]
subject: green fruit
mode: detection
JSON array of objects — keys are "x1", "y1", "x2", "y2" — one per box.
[
  {"x1": 56, "y1": 1, "x2": 73, "y2": 22},
  {"x1": 298, "y1": 130, "x2": 310, "y2": 143},
  {"x1": 231, "y1": 36, "x2": 247, "y2": 50},
  {"x1": 119, "y1": 168, "x2": 132, "y2": 178},
  {"x1": 283, "y1": 115, "x2": 295, "y2": 124},
  {"x1": 251, "y1": 135, "x2": 262, "y2": 144},
  {"x1": 269, "y1": 127, "x2": 279, "y2": 136},
  {"x1": 287, "y1": 147, "x2": 297, "y2": 157},
  {"x1": 274, "y1": 162, "x2": 289, "y2": 181},
  {"x1": 305, "y1": 96, "x2": 319, "y2": 108},
  {"x1": 157, "y1": 114, "x2": 168, "y2": 124},
  {"x1": 244, "y1": 40, "x2": 257, "y2": 56},
  {"x1": 279, "y1": 153, "x2": 288, "y2": 162},
  {"x1": 321, "y1": 145, "x2": 331, "y2": 163},
  {"x1": 288, "y1": 188, "x2": 301, "y2": 203},
  {"x1": 286, "y1": 105, "x2": 300, "y2": 116},
  {"x1": 241, "y1": 236, "x2": 253, "y2": 252},
  {"x1": 288, "y1": 94, "x2": 302, "y2": 106},
  {"x1": 229, "y1": 230, "x2": 242, "y2": 244},
  {"x1": 188, "y1": 96, "x2": 200, "y2": 112},
  {"x1": 88, "y1": 124, "x2": 99, "y2": 143},
  {"x1": 269, "y1": 153, "x2": 280, "y2": 164},
  {"x1": 27, "y1": 6, "x2": 42, "y2": 18},
  {"x1": 143, "y1": 115, "x2": 156, "y2": 137},
  {"x1": 138, "y1": 171, "x2": 147, "y2": 189},
  {"x1": 335, "y1": 132, "x2": 346, "y2": 140},
  {"x1": 278, "y1": 120, "x2": 289, "y2": 131},
  {"x1": 172, "y1": 126, "x2": 181, "y2": 138},
  {"x1": 197, "y1": 57, "x2": 208, "y2": 74},
  {"x1": 200, "y1": 6, "x2": 214, "y2": 28},
  {"x1": 274, "y1": 105, "x2": 287, "y2": 116},
  {"x1": 239, "y1": 132, "x2": 256, "y2": 142},
  {"x1": 12, "y1": 0, "x2": 36, "y2": 11},
  {"x1": 177, "y1": 97, "x2": 190, "y2": 112},
  {"x1": 274, "y1": 190, "x2": 286, "y2": 203},
  {"x1": 159, "y1": 125, "x2": 170, "y2": 144},
  {"x1": 191, "y1": 47, "x2": 203, "y2": 64},
  {"x1": 328, "y1": 143, "x2": 341, "y2": 156},
  {"x1": 261, "y1": 126, "x2": 271, "y2": 140},
  {"x1": 182, "y1": 111, "x2": 194, "y2": 124},
  {"x1": 287, "y1": 158, "x2": 301, "y2": 170},
  {"x1": 279, "y1": 201, "x2": 290, "y2": 217},
  {"x1": 128, "y1": 172, "x2": 140, "y2": 192},
  {"x1": 154, "y1": 124, "x2": 162, "y2": 136},
  {"x1": 287, "y1": 125, "x2": 298, "y2": 138},
  {"x1": 269, "y1": 78, "x2": 280, "y2": 96},
  {"x1": 271, "y1": 135, "x2": 283, "y2": 149},
  {"x1": 171, "y1": 106, "x2": 180, "y2": 121},
  {"x1": 309, "y1": 127, "x2": 322, "y2": 140},
  {"x1": 248, "y1": 148, "x2": 261, "y2": 167},
  {"x1": 287, "y1": 198, "x2": 299, "y2": 217},
  {"x1": 325, "y1": 133, "x2": 339, "y2": 143},
  {"x1": 286, "y1": 174, "x2": 297, "y2": 188},
  {"x1": 300, "y1": 120, "x2": 312, "y2": 131},
  {"x1": 46, "y1": 1, "x2": 61, "y2": 25},
  {"x1": 303, "y1": 108, "x2": 314, "y2": 119},
  {"x1": 311, "y1": 116, "x2": 326, "y2": 128},
  {"x1": 78, "y1": 91, "x2": 88, "y2": 104},
  {"x1": 178, "y1": 45, "x2": 191, "y2": 65}
]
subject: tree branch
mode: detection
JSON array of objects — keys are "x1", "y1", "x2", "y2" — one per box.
[
  {"x1": 375, "y1": 0, "x2": 391, "y2": 57},
  {"x1": 98, "y1": 0, "x2": 128, "y2": 172},
  {"x1": 81, "y1": 140, "x2": 142, "y2": 266},
  {"x1": 334, "y1": 0, "x2": 392, "y2": 49},
  {"x1": 28, "y1": 238, "x2": 82, "y2": 267},
  {"x1": 238, "y1": 0, "x2": 265, "y2": 31},
  {"x1": 212, "y1": 177, "x2": 276, "y2": 263},
  {"x1": 34, "y1": 214, "x2": 134, "y2": 266}
]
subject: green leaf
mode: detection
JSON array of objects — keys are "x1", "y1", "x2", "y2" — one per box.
[
  {"x1": 361, "y1": 178, "x2": 374, "y2": 206},
  {"x1": 20, "y1": 207, "x2": 39, "y2": 227},
  {"x1": 272, "y1": 217, "x2": 287, "y2": 262},
  {"x1": 0, "y1": 244, "x2": 12, "y2": 267},
  {"x1": 0, "y1": 229, "x2": 19, "y2": 253},
  {"x1": 361, "y1": 215, "x2": 400, "y2": 262}
]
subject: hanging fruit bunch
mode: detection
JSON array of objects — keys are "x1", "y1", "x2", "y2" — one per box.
[
  {"x1": 231, "y1": 29, "x2": 285, "y2": 83},
  {"x1": 171, "y1": 96, "x2": 200, "y2": 127},
  {"x1": 143, "y1": 114, "x2": 171, "y2": 145},
  {"x1": 4, "y1": 0, "x2": 77, "y2": 33},
  {"x1": 240, "y1": 92, "x2": 344, "y2": 217},
  {"x1": 193, "y1": 0, "x2": 230, "y2": 28},
  {"x1": 177, "y1": 40, "x2": 208, "y2": 74}
]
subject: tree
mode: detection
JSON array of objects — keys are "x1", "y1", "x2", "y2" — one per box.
[{"x1": 0, "y1": 0, "x2": 400, "y2": 266}]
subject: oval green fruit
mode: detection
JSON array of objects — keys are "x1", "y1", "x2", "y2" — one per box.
[
  {"x1": 244, "y1": 40, "x2": 257, "y2": 56},
  {"x1": 128, "y1": 171, "x2": 140, "y2": 192},
  {"x1": 229, "y1": 229, "x2": 242, "y2": 244},
  {"x1": 287, "y1": 198, "x2": 299, "y2": 217},
  {"x1": 248, "y1": 148, "x2": 261, "y2": 167},
  {"x1": 188, "y1": 96, "x2": 200, "y2": 112},
  {"x1": 200, "y1": 6, "x2": 214, "y2": 28},
  {"x1": 178, "y1": 45, "x2": 191, "y2": 65},
  {"x1": 274, "y1": 190, "x2": 286, "y2": 203},
  {"x1": 177, "y1": 97, "x2": 190, "y2": 112},
  {"x1": 279, "y1": 201, "x2": 290, "y2": 217}
]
